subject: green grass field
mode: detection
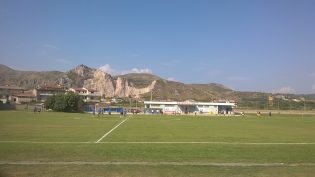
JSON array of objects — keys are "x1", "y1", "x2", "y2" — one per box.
[{"x1": 1, "y1": 111, "x2": 315, "y2": 177}]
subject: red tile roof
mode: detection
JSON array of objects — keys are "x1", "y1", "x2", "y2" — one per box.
[{"x1": 15, "y1": 91, "x2": 36, "y2": 98}]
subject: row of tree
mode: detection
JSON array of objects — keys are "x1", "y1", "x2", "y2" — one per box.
[
  {"x1": 238, "y1": 99, "x2": 315, "y2": 110},
  {"x1": 44, "y1": 92, "x2": 84, "y2": 112}
]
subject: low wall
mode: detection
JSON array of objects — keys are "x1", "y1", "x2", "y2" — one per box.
[
  {"x1": 0, "y1": 103, "x2": 15, "y2": 110},
  {"x1": 235, "y1": 109, "x2": 315, "y2": 115}
]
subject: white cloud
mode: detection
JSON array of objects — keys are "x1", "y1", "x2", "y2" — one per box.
[
  {"x1": 128, "y1": 68, "x2": 152, "y2": 74},
  {"x1": 272, "y1": 86, "x2": 295, "y2": 94},
  {"x1": 167, "y1": 77, "x2": 176, "y2": 81},
  {"x1": 99, "y1": 64, "x2": 116, "y2": 75},
  {"x1": 99, "y1": 64, "x2": 152, "y2": 75}
]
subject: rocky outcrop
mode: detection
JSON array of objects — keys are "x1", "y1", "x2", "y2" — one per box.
[
  {"x1": 114, "y1": 77, "x2": 130, "y2": 97},
  {"x1": 129, "y1": 80, "x2": 156, "y2": 98},
  {"x1": 70, "y1": 64, "x2": 95, "y2": 78},
  {"x1": 83, "y1": 69, "x2": 156, "y2": 98},
  {"x1": 0, "y1": 64, "x2": 239, "y2": 101},
  {"x1": 83, "y1": 70, "x2": 115, "y2": 97},
  {"x1": 115, "y1": 77, "x2": 156, "y2": 98}
]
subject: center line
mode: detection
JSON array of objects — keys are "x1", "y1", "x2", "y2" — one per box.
[{"x1": 95, "y1": 118, "x2": 128, "y2": 143}]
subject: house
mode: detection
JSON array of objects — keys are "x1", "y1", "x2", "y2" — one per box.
[
  {"x1": 0, "y1": 85, "x2": 24, "y2": 103},
  {"x1": 13, "y1": 91, "x2": 36, "y2": 104},
  {"x1": 68, "y1": 87, "x2": 101, "y2": 102},
  {"x1": 33, "y1": 83, "x2": 66, "y2": 102}
]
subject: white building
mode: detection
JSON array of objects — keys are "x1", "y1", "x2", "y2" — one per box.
[
  {"x1": 144, "y1": 100, "x2": 236, "y2": 115},
  {"x1": 68, "y1": 88, "x2": 101, "y2": 102}
]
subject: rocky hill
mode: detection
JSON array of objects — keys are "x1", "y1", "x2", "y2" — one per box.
[
  {"x1": 2, "y1": 64, "x2": 314, "y2": 104},
  {"x1": 0, "y1": 64, "x2": 69, "y2": 89},
  {"x1": 0, "y1": 64, "x2": 157, "y2": 98},
  {"x1": 0, "y1": 64, "x2": 236, "y2": 100},
  {"x1": 114, "y1": 73, "x2": 236, "y2": 101}
]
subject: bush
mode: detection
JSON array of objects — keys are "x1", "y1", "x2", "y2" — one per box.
[
  {"x1": 44, "y1": 95, "x2": 56, "y2": 110},
  {"x1": 44, "y1": 92, "x2": 84, "y2": 112}
]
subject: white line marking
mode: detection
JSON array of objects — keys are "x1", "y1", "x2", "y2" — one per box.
[
  {"x1": 95, "y1": 118, "x2": 129, "y2": 143},
  {"x1": 97, "y1": 142, "x2": 315, "y2": 145},
  {"x1": 0, "y1": 140, "x2": 315, "y2": 145},
  {"x1": 0, "y1": 161, "x2": 315, "y2": 167},
  {"x1": 0, "y1": 141, "x2": 91, "y2": 144}
]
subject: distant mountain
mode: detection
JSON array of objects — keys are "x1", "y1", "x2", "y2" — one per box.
[
  {"x1": 0, "y1": 64, "x2": 68, "y2": 89},
  {"x1": 0, "y1": 64, "x2": 156, "y2": 98},
  {"x1": 117, "y1": 73, "x2": 235, "y2": 101},
  {"x1": 1, "y1": 64, "x2": 314, "y2": 104},
  {"x1": 298, "y1": 94, "x2": 315, "y2": 100}
]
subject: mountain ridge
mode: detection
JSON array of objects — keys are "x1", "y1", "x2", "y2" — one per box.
[
  {"x1": 1, "y1": 64, "x2": 314, "y2": 103},
  {"x1": 0, "y1": 64, "x2": 233, "y2": 100}
]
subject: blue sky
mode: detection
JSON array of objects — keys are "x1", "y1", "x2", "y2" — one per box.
[{"x1": 0, "y1": 0, "x2": 314, "y2": 94}]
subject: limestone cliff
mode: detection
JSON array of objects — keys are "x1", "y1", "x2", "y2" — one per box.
[
  {"x1": 83, "y1": 70, "x2": 116, "y2": 97},
  {"x1": 83, "y1": 69, "x2": 156, "y2": 98},
  {"x1": 114, "y1": 77, "x2": 156, "y2": 98}
]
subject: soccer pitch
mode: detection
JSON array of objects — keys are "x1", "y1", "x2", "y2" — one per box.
[{"x1": 1, "y1": 111, "x2": 315, "y2": 177}]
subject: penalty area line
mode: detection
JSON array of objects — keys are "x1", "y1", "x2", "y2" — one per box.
[{"x1": 95, "y1": 118, "x2": 129, "y2": 143}]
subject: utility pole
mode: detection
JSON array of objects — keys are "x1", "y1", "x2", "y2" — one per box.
[
  {"x1": 303, "y1": 98, "x2": 306, "y2": 118},
  {"x1": 301, "y1": 97, "x2": 305, "y2": 118},
  {"x1": 278, "y1": 99, "x2": 280, "y2": 110},
  {"x1": 129, "y1": 95, "x2": 131, "y2": 112}
]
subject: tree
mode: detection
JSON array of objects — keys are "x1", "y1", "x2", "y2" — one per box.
[
  {"x1": 53, "y1": 94, "x2": 66, "y2": 112},
  {"x1": 64, "y1": 92, "x2": 83, "y2": 112},
  {"x1": 44, "y1": 92, "x2": 84, "y2": 112},
  {"x1": 44, "y1": 95, "x2": 56, "y2": 110}
]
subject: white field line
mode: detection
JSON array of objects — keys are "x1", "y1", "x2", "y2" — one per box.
[
  {"x1": 95, "y1": 118, "x2": 129, "y2": 143},
  {"x1": 1, "y1": 161, "x2": 315, "y2": 167},
  {"x1": 0, "y1": 141, "x2": 91, "y2": 144},
  {"x1": 97, "y1": 142, "x2": 315, "y2": 145},
  {"x1": 0, "y1": 140, "x2": 315, "y2": 145}
]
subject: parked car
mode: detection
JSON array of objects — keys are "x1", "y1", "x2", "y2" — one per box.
[{"x1": 129, "y1": 109, "x2": 141, "y2": 114}]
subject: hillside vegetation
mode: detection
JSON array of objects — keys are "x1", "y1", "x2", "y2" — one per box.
[{"x1": 1, "y1": 64, "x2": 315, "y2": 110}]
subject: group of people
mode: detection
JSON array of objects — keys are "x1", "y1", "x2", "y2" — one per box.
[
  {"x1": 93, "y1": 108, "x2": 112, "y2": 117},
  {"x1": 120, "y1": 109, "x2": 127, "y2": 117},
  {"x1": 256, "y1": 111, "x2": 272, "y2": 117},
  {"x1": 33, "y1": 106, "x2": 41, "y2": 114},
  {"x1": 238, "y1": 111, "x2": 272, "y2": 117},
  {"x1": 92, "y1": 108, "x2": 127, "y2": 118}
]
